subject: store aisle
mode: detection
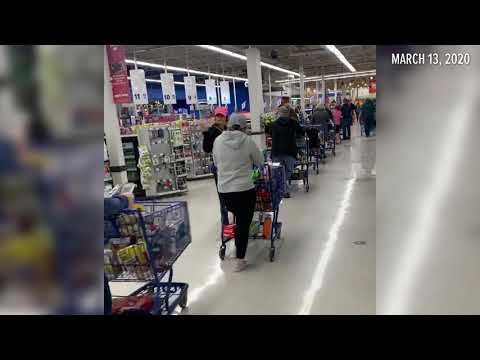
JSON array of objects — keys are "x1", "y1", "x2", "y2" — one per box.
[{"x1": 110, "y1": 125, "x2": 376, "y2": 314}]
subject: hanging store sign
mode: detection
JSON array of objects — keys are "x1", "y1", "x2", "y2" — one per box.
[
  {"x1": 184, "y1": 76, "x2": 198, "y2": 105},
  {"x1": 220, "y1": 81, "x2": 231, "y2": 104},
  {"x1": 106, "y1": 45, "x2": 132, "y2": 104},
  {"x1": 205, "y1": 79, "x2": 217, "y2": 105},
  {"x1": 160, "y1": 73, "x2": 176, "y2": 104},
  {"x1": 129, "y1": 69, "x2": 149, "y2": 105}
]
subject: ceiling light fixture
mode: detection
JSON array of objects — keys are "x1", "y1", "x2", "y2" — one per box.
[
  {"x1": 196, "y1": 45, "x2": 300, "y2": 77},
  {"x1": 325, "y1": 45, "x2": 356, "y2": 72},
  {"x1": 275, "y1": 70, "x2": 376, "y2": 84},
  {"x1": 125, "y1": 59, "x2": 248, "y2": 81}
]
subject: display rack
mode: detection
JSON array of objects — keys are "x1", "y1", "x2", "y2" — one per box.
[
  {"x1": 104, "y1": 137, "x2": 113, "y2": 192},
  {"x1": 185, "y1": 120, "x2": 214, "y2": 180},
  {"x1": 138, "y1": 124, "x2": 189, "y2": 198},
  {"x1": 121, "y1": 135, "x2": 145, "y2": 197}
]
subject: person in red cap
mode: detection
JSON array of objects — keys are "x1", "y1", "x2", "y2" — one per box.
[{"x1": 203, "y1": 106, "x2": 229, "y2": 224}]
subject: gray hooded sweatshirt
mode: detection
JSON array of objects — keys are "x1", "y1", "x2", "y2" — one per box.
[{"x1": 212, "y1": 130, "x2": 264, "y2": 193}]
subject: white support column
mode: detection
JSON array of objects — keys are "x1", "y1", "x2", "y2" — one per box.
[
  {"x1": 104, "y1": 46, "x2": 128, "y2": 185},
  {"x1": 334, "y1": 79, "x2": 338, "y2": 103},
  {"x1": 315, "y1": 80, "x2": 320, "y2": 106},
  {"x1": 321, "y1": 68, "x2": 326, "y2": 105},
  {"x1": 233, "y1": 78, "x2": 237, "y2": 112},
  {"x1": 246, "y1": 47, "x2": 265, "y2": 149},
  {"x1": 268, "y1": 70, "x2": 272, "y2": 111},
  {"x1": 299, "y1": 58, "x2": 305, "y2": 115}
]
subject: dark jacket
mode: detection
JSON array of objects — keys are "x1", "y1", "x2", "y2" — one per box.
[
  {"x1": 271, "y1": 117, "x2": 304, "y2": 158},
  {"x1": 104, "y1": 195, "x2": 129, "y2": 244},
  {"x1": 341, "y1": 103, "x2": 353, "y2": 126},
  {"x1": 202, "y1": 125, "x2": 223, "y2": 153},
  {"x1": 311, "y1": 108, "x2": 331, "y2": 127}
]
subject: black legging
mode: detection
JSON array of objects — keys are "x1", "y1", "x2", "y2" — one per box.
[
  {"x1": 219, "y1": 189, "x2": 256, "y2": 259},
  {"x1": 213, "y1": 168, "x2": 229, "y2": 225}
]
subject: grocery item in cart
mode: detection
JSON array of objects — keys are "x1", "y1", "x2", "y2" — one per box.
[{"x1": 112, "y1": 295, "x2": 154, "y2": 315}]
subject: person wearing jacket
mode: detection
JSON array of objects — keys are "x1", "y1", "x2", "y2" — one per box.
[
  {"x1": 271, "y1": 106, "x2": 304, "y2": 198},
  {"x1": 341, "y1": 98, "x2": 354, "y2": 140},
  {"x1": 274, "y1": 96, "x2": 299, "y2": 122},
  {"x1": 333, "y1": 104, "x2": 343, "y2": 144},
  {"x1": 212, "y1": 113, "x2": 264, "y2": 272},
  {"x1": 360, "y1": 98, "x2": 375, "y2": 137},
  {"x1": 202, "y1": 106, "x2": 229, "y2": 224},
  {"x1": 104, "y1": 192, "x2": 134, "y2": 314}
]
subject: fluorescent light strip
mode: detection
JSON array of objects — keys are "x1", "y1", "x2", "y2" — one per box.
[
  {"x1": 325, "y1": 45, "x2": 356, "y2": 72},
  {"x1": 276, "y1": 70, "x2": 376, "y2": 84},
  {"x1": 125, "y1": 59, "x2": 247, "y2": 81},
  {"x1": 196, "y1": 45, "x2": 300, "y2": 77}
]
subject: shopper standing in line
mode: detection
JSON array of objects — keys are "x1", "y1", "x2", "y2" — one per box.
[
  {"x1": 333, "y1": 104, "x2": 343, "y2": 144},
  {"x1": 212, "y1": 113, "x2": 264, "y2": 272},
  {"x1": 271, "y1": 106, "x2": 304, "y2": 198},
  {"x1": 202, "y1": 106, "x2": 229, "y2": 225},
  {"x1": 104, "y1": 192, "x2": 135, "y2": 315},
  {"x1": 341, "y1": 98, "x2": 354, "y2": 140},
  {"x1": 275, "y1": 96, "x2": 299, "y2": 122},
  {"x1": 360, "y1": 98, "x2": 375, "y2": 137}
]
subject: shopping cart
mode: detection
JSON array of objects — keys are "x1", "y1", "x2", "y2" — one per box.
[
  {"x1": 289, "y1": 134, "x2": 310, "y2": 192},
  {"x1": 305, "y1": 125, "x2": 323, "y2": 174},
  {"x1": 219, "y1": 163, "x2": 284, "y2": 262},
  {"x1": 104, "y1": 200, "x2": 191, "y2": 315}
]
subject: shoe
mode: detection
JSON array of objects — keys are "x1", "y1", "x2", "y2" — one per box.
[
  {"x1": 283, "y1": 192, "x2": 291, "y2": 198},
  {"x1": 233, "y1": 259, "x2": 247, "y2": 272}
]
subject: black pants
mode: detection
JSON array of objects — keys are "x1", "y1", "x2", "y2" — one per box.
[
  {"x1": 219, "y1": 189, "x2": 256, "y2": 259},
  {"x1": 104, "y1": 274, "x2": 112, "y2": 315},
  {"x1": 213, "y1": 169, "x2": 229, "y2": 225},
  {"x1": 342, "y1": 120, "x2": 351, "y2": 139}
]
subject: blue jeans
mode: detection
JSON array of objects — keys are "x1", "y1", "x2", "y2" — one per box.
[{"x1": 273, "y1": 155, "x2": 296, "y2": 193}]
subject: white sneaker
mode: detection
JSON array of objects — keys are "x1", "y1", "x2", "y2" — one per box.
[{"x1": 233, "y1": 259, "x2": 247, "y2": 272}]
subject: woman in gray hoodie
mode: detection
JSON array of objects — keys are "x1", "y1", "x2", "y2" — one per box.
[{"x1": 212, "y1": 113, "x2": 264, "y2": 272}]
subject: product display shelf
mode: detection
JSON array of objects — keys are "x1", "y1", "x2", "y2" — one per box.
[
  {"x1": 185, "y1": 120, "x2": 214, "y2": 180},
  {"x1": 104, "y1": 137, "x2": 114, "y2": 191},
  {"x1": 138, "y1": 124, "x2": 188, "y2": 198}
]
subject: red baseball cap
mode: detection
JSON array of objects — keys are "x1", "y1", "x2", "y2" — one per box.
[{"x1": 214, "y1": 106, "x2": 228, "y2": 117}]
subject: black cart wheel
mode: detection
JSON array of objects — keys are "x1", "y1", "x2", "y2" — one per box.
[
  {"x1": 219, "y1": 245, "x2": 226, "y2": 260},
  {"x1": 269, "y1": 248, "x2": 275, "y2": 262},
  {"x1": 179, "y1": 292, "x2": 188, "y2": 309}
]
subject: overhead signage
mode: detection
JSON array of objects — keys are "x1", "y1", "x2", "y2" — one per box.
[
  {"x1": 160, "y1": 73, "x2": 176, "y2": 104},
  {"x1": 129, "y1": 69, "x2": 148, "y2": 105}
]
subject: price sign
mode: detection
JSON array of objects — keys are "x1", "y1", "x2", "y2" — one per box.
[
  {"x1": 161, "y1": 73, "x2": 176, "y2": 104},
  {"x1": 129, "y1": 69, "x2": 149, "y2": 105},
  {"x1": 205, "y1": 79, "x2": 217, "y2": 105},
  {"x1": 220, "y1": 81, "x2": 231, "y2": 104},
  {"x1": 184, "y1": 76, "x2": 198, "y2": 105}
]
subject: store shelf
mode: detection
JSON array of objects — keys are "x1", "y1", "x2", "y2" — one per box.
[
  {"x1": 104, "y1": 176, "x2": 113, "y2": 182},
  {"x1": 149, "y1": 189, "x2": 188, "y2": 197},
  {"x1": 124, "y1": 155, "x2": 135, "y2": 159},
  {"x1": 188, "y1": 173, "x2": 214, "y2": 180},
  {"x1": 121, "y1": 134, "x2": 138, "y2": 138}
]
